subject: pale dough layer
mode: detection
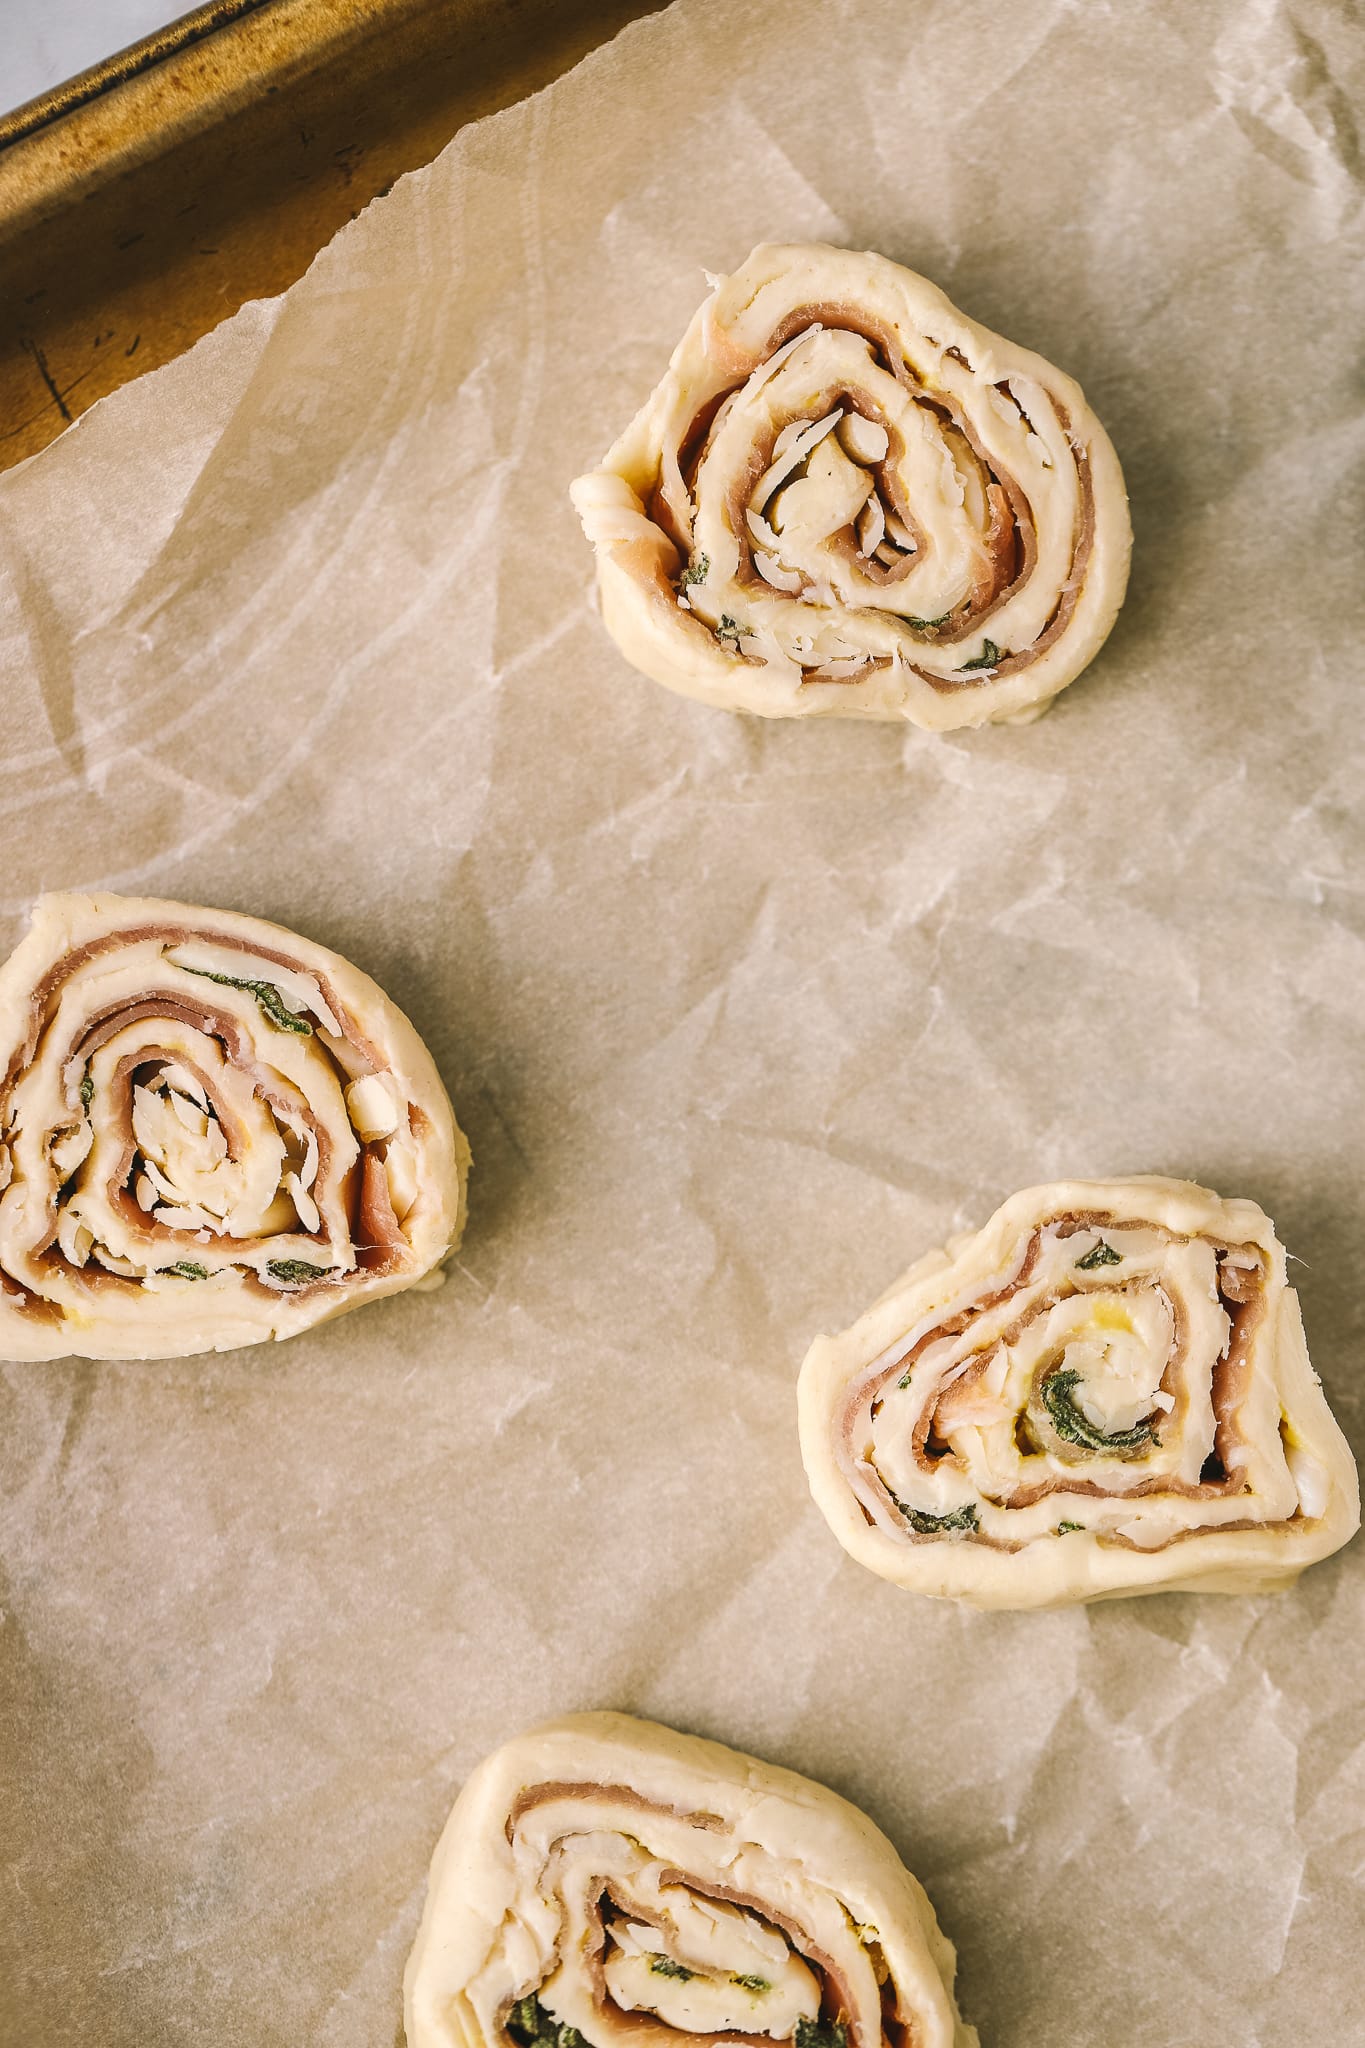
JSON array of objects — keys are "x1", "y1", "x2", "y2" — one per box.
[
  {"x1": 405, "y1": 1712, "x2": 976, "y2": 2048},
  {"x1": 571, "y1": 243, "x2": 1131, "y2": 730},
  {"x1": 0, "y1": 891, "x2": 469, "y2": 1359},
  {"x1": 798, "y1": 1177, "x2": 1359, "y2": 1608}
]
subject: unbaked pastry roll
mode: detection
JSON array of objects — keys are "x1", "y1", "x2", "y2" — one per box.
[
  {"x1": 404, "y1": 1712, "x2": 976, "y2": 2048},
  {"x1": 0, "y1": 891, "x2": 469, "y2": 1360},
  {"x1": 571, "y1": 242, "x2": 1130, "y2": 729},
  {"x1": 799, "y1": 1178, "x2": 1358, "y2": 1607}
]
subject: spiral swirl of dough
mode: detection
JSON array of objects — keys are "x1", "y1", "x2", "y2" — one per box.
[
  {"x1": 405, "y1": 1714, "x2": 975, "y2": 2048},
  {"x1": 0, "y1": 892, "x2": 468, "y2": 1360},
  {"x1": 572, "y1": 243, "x2": 1130, "y2": 729},
  {"x1": 799, "y1": 1178, "x2": 1358, "y2": 1607}
]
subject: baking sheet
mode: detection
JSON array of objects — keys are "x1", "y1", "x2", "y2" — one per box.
[
  {"x1": 0, "y1": 0, "x2": 668, "y2": 477},
  {"x1": 2, "y1": 0, "x2": 1363, "y2": 2042}
]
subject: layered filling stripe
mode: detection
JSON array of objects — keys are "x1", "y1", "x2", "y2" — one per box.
[
  {"x1": 640, "y1": 301, "x2": 1094, "y2": 692},
  {"x1": 470, "y1": 1788, "x2": 916, "y2": 2048},
  {"x1": 837, "y1": 1213, "x2": 1323, "y2": 1555},
  {"x1": 0, "y1": 923, "x2": 430, "y2": 1326}
]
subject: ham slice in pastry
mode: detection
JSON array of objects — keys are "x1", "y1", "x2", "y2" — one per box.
[
  {"x1": 571, "y1": 243, "x2": 1130, "y2": 729},
  {"x1": 799, "y1": 1178, "x2": 1358, "y2": 1607},
  {"x1": 404, "y1": 1713, "x2": 976, "y2": 2048},
  {"x1": 0, "y1": 891, "x2": 469, "y2": 1359}
]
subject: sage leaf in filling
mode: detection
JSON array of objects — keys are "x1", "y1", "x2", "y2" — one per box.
[
  {"x1": 1042, "y1": 1367, "x2": 1158, "y2": 1453},
  {"x1": 180, "y1": 965, "x2": 313, "y2": 1034},
  {"x1": 956, "y1": 638, "x2": 1004, "y2": 672},
  {"x1": 507, "y1": 1997, "x2": 588, "y2": 2048},
  {"x1": 895, "y1": 1499, "x2": 980, "y2": 1537},
  {"x1": 795, "y1": 2019, "x2": 849, "y2": 2048}
]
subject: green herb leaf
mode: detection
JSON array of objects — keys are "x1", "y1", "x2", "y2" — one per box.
[
  {"x1": 715, "y1": 613, "x2": 750, "y2": 652},
  {"x1": 266, "y1": 1259, "x2": 332, "y2": 1285},
  {"x1": 795, "y1": 2019, "x2": 848, "y2": 2048},
  {"x1": 506, "y1": 1999, "x2": 544, "y2": 2046},
  {"x1": 79, "y1": 1069, "x2": 94, "y2": 1109},
  {"x1": 168, "y1": 1261, "x2": 209, "y2": 1281},
  {"x1": 506, "y1": 1999, "x2": 587, "y2": 2048},
  {"x1": 906, "y1": 612, "x2": 952, "y2": 631},
  {"x1": 1075, "y1": 1240, "x2": 1122, "y2": 1270},
  {"x1": 180, "y1": 965, "x2": 312, "y2": 1034},
  {"x1": 731, "y1": 1975, "x2": 772, "y2": 1995},
  {"x1": 1042, "y1": 1369, "x2": 1158, "y2": 1453},
  {"x1": 895, "y1": 1499, "x2": 980, "y2": 1537},
  {"x1": 956, "y1": 638, "x2": 1005, "y2": 672},
  {"x1": 1056, "y1": 1519, "x2": 1084, "y2": 1534},
  {"x1": 681, "y1": 553, "x2": 710, "y2": 589},
  {"x1": 648, "y1": 1956, "x2": 695, "y2": 1981}
]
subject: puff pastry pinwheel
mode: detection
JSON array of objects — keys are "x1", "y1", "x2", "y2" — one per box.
[
  {"x1": 799, "y1": 1178, "x2": 1358, "y2": 1608},
  {"x1": 0, "y1": 891, "x2": 469, "y2": 1360},
  {"x1": 571, "y1": 242, "x2": 1130, "y2": 729},
  {"x1": 404, "y1": 1712, "x2": 976, "y2": 2048}
]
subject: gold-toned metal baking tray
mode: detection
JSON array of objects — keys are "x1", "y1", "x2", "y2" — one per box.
[{"x1": 0, "y1": 0, "x2": 659, "y2": 475}]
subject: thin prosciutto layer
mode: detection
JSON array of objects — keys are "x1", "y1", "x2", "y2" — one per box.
[
  {"x1": 798, "y1": 1179, "x2": 1358, "y2": 1607},
  {"x1": 404, "y1": 1715, "x2": 975, "y2": 2048},
  {"x1": 571, "y1": 243, "x2": 1131, "y2": 730},
  {"x1": 0, "y1": 892, "x2": 469, "y2": 1360}
]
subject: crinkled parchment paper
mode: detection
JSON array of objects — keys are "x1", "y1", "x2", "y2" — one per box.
[{"x1": 2, "y1": 1, "x2": 1363, "y2": 2041}]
